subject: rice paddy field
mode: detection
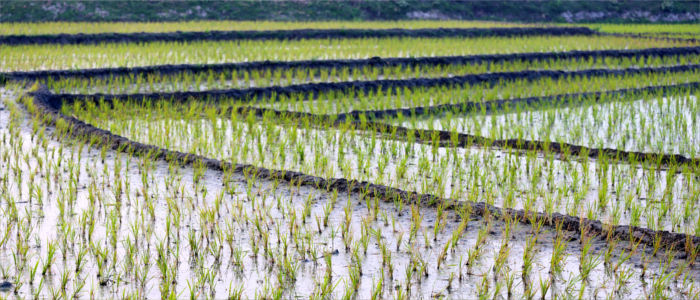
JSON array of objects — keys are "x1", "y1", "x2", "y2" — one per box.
[{"x1": 0, "y1": 21, "x2": 699, "y2": 299}]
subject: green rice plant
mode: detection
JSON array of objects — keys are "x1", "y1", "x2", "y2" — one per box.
[
  {"x1": 40, "y1": 240, "x2": 57, "y2": 276},
  {"x1": 476, "y1": 272, "x2": 490, "y2": 299},
  {"x1": 3, "y1": 35, "x2": 694, "y2": 71},
  {"x1": 589, "y1": 23, "x2": 700, "y2": 37},
  {"x1": 578, "y1": 233, "x2": 602, "y2": 280},
  {"x1": 522, "y1": 233, "x2": 538, "y2": 282},
  {"x1": 6, "y1": 22, "x2": 700, "y2": 299},
  {"x1": 538, "y1": 277, "x2": 551, "y2": 300},
  {"x1": 371, "y1": 272, "x2": 384, "y2": 300},
  {"x1": 56, "y1": 51, "x2": 700, "y2": 94}
]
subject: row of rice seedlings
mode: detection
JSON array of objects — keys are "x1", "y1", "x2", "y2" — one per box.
[
  {"x1": 590, "y1": 24, "x2": 700, "y2": 37},
  {"x1": 69, "y1": 92, "x2": 700, "y2": 235},
  {"x1": 4, "y1": 86, "x2": 699, "y2": 298},
  {"x1": 256, "y1": 67, "x2": 699, "y2": 114},
  {"x1": 395, "y1": 92, "x2": 699, "y2": 156},
  {"x1": 0, "y1": 20, "x2": 530, "y2": 35},
  {"x1": 44, "y1": 53, "x2": 700, "y2": 94},
  {"x1": 2, "y1": 35, "x2": 695, "y2": 71}
]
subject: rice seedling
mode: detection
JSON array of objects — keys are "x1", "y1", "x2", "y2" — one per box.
[
  {"x1": 74, "y1": 88, "x2": 700, "y2": 236},
  {"x1": 44, "y1": 53, "x2": 700, "y2": 94},
  {"x1": 2, "y1": 35, "x2": 695, "y2": 71},
  {"x1": 1, "y1": 20, "x2": 698, "y2": 299}
]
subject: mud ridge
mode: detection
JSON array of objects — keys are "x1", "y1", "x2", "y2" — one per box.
[
  {"x1": 601, "y1": 32, "x2": 700, "y2": 44},
  {"x1": 52, "y1": 63, "x2": 700, "y2": 105},
  {"x1": 226, "y1": 82, "x2": 700, "y2": 169},
  {"x1": 246, "y1": 114, "x2": 699, "y2": 170},
  {"x1": 235, "y1": 82, "x2": 700, "y2": 122},
  {"x1": 26, "y1": 86, "x2": 700, "y2": 254},
  {"x1": 367, "y1": 121, "x2": 700, "y2": 167},
  {"x1": 234, "y1": 107, "x2": 700, "y2": 170},
  {"x1": 5, "y1": 46, "x2": 699, "y2": 82},
  {"x1": 0, "y1": 27, "x2": 595, "y2": 46}
]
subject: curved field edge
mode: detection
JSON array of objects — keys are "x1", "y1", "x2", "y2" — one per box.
[
  {"x1": 232, "y1": 83, "x2": 700, "y2": 169},
  {"x1": 67, "y1": 81, "x2": 700, "y2": 169},
  {"x1": 231, "y1": 82, "x2": 700, "y2": 123},
  {"x1": 47, "y1": 63, "x2": 700, "y2": 103},
  {"x1": 49, "y1": 64, "x2": 700, "y2": 168},
  {"x1": 0, "y1": 27, "x2": 594, "y2": 46},
  {"x1": 601, "y1": 32, "x2": 700, "y2": 44},
  {"x1": 25, "y1": 86, "x2": 700, "y2": 256},
  {"x1": 5, "y1": 46, "x2": 698, "y2": 82},
  {"x1": 0, "y1": 21, "x2": 533, "y2": 35}
]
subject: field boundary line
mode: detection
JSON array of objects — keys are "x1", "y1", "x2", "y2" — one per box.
[
  {"x1": 229, "y1": 82, "x2": 700, "y2": 168},
  {"x1": 0, "y1": 27, "x2": 594, "y2": 46},
  {"x1": 600, "y1": 32, "x2": 700, "y2": 44},
  {"x1": 5, "y1": 46, "x2": 699, "y2": 81},
  {"x1": 24, "y1": 85, "x2": 700, "y2": 255},
  {"x1": 49, "y1": 63, "x2": 700, "y2": 104},
  {"x1": 236, "y1": 82, "x2": 700, "y2": 121}
]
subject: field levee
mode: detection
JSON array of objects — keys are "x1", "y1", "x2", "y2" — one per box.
[
  {"x1": 5, "y1": 46, "x2": 700, "y2": 81},
  {"x1": 26, "y1": 86, "x2": 700, "y2": 255},
  {"x1": 0, "y1": 27, "x2": 595, "y2": 45}
]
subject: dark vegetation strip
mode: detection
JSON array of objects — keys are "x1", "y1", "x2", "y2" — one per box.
[
  {"x1": 237, "y1": 82, "x2": 700, "y2": 122},
  {"x1": 26, "y1": 86, "x2": 700, "y2": 255},
  {"x1": 602, "y1": 32, "x2": 700, "y2": 44},
  {"x1": 5, "y1": 46, "x2": 699, "y2": 82},
  {"x1": 366, "y1": 121, "x2": 700, "y2": 168},
  {"x1": 0, "y1": 27, "x2": 594, "y2": 46},
  {"x1": 51, "y1": 63, "x2": 700, "y2": 104},
  {"x1": 62, "y1": 80, "x2": 699, "y2": 167}
]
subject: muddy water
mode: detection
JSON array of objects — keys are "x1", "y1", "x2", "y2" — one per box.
[{"x1": 2, "y1": 89, "x2": 699, "y2": 298}]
